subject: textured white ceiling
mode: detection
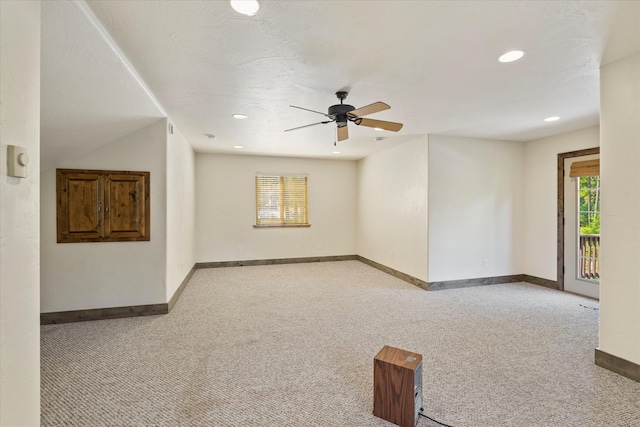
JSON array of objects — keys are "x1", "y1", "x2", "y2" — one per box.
[
  {"x1": 41, "y1": 1, "x2": 640, "y2": 166},
  {"x1": 41, "y1": 1, "x2": 165, "y2": 170}
]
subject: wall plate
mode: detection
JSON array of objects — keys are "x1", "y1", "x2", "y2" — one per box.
[{"x1": 7, "y1": 145, "x2": 28, "y2": 178}]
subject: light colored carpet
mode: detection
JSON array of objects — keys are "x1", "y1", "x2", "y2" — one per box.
[{"x1": 41, "y1": 261, "x2": 640, "y2": 426}]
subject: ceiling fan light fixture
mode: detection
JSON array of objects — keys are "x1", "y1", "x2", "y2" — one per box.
[
  {"x1": 230, "y1": 0, "x2": 260, "y2": 16},
  {"x1": 498, "y1": 50, "x2": 525, "y2": 63},
  {"x1": 232, "y1": 113, "x2": 248, "y2": 119},
  {"x1": 234, "y1": 145, "x2": 244, "y2": 149},
  {"x1": 332, "y1": 151, "x2": 340, "y2": 154},
  {"x1": 374, "y1": 127, "x2": 384, "y2": 131},
  {"x1": 544, "y1": 116, "x2": 560, "y2": 122}
]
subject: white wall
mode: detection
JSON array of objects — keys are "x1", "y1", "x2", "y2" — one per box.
[
  {"x1": 522, "y1": 126, "x2": 600, "y2": 280},
  {"x1": 0, "y1": 1, "x2": 41, "y2": 424},
  {"x1": 41, "y1": 119, "x2": 168, "y2": 312},
  {"x1": 356, "y1": 136, "x2": 429, "y2": 281},
  {"x1": 599, "y1": 53, "x2": 640, "y2": 365},
  {"x1": 428, "y1": 135, "x2": 524, "y2": 282},
  {"x1": 196, "y1": 154, "x2": 357, "y2": 262},
  {"x1": 166, "y1": 123, "x2": 195, "y2": 300}
]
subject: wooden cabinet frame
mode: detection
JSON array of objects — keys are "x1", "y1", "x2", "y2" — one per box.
[{"x1": 56, "y1": 169, "x2": 150, "y2": 243}]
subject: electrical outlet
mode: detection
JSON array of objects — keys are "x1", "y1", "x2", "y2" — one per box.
[{"x1": 483, "y1": 259, "x2": 488, "y2": 268}]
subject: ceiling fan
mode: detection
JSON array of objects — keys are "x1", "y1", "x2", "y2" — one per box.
[{"x1": 285, "y1": 91, "x2": 403, "y2": 142}]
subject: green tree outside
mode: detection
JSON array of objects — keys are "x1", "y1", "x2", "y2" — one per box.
[{"x1": 579, "y1": 176, "x2": 600, "y2": 234}]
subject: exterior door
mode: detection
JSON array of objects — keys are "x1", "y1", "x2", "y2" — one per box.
[{"x1": 563, "y1": 155, "x2": 600, "y2": 299}]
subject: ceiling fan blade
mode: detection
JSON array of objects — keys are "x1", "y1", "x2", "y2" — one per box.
[
  {"x1": 355, "y1": 118, "x2": 403, "y2": 132},
  {"x1": 284, "y1": 121, "x2": 332, "y2": 132},
  {"x1": 347, "y1": 101, "x2": 390, "y2": 118},
  {"x1": 337, "y1": 125, "x2": 349, "y2": 141},
  {"x1": 290, "y1": 105, "x2": 333, "y2": 118}
]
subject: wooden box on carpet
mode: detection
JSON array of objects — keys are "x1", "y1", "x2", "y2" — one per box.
[{"x1": 373, "y1": 345, "x2": 422, "y2": 427}]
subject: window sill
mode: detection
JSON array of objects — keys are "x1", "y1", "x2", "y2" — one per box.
[{"x1": 253, "y1": 224, "x2": 311, "y2": 228}]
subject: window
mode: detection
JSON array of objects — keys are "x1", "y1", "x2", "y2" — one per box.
[{"x1": 255, "y1": 174, "x2": 309, "y2": 227}]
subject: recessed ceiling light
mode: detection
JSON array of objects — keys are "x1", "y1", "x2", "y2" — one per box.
[
  {"x1": 234, "y1": 145, "x2": 244, "y2": 149},
  {"x1": 230, "y1": 0, "x2": 260, "y2": 16},
  {"x1": 498, "y1": 50, "x2": 525, "y2": 63},
  {"x1": 544, "y1": 116, "x2": 560, "y2": 122},
  {"x1": 374, "y1": 127, "x2": 384, "y2": 131},
  {"x1": 332, "y1": 151, "x2": 340, "y2": 154},
  {"x1": 232, "y1": 113, "x2": 248, "y2": 119}
]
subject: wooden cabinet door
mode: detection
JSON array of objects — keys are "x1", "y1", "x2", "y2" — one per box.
[
  {"x1": 57, "y1": 169, "x2": 150, "y2": 243},
  {"x1": 57, "y1": 171, "x2": 104, "y2": 242},
  {"x1": 104, "y1": 173, "x2": 149, "y2": 240}
]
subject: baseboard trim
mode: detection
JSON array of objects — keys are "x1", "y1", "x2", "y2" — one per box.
[
  {"x1": 351, "y1": 258, "x2": 556, "y2": 292},
  {"x1": 168, "y1": 264, "x2": 197, "y2": 312},
  {"x1": 195, "y1": 255, "x2": 358, "y2": 269},
  {"x1": 427, "y1": 274, "x2": 525, "y2": 291},
  {"x1": 39, "y1": 261, "x2": 563, "y2": 324},
  {"x1": 353, "y1": 258, "x2": 560, "y2": 292},
  {"x1": 195, "y1": 255, "x2": 428, "y2": 290},
  {"x1": 40, "y1": 303, "x2": 168, "y2": 325},
  {"x1": 356, "y1": 256, "x2": 428, "y2": 290},
  {"x1": 595, "y1": 348, "x2": 640, "y2": 382},
  {"x1": 41, "y1": 265, "x2": 197, "y2": 325},
  {"x1": 521, "y1": 274, "x2": 559, "y2": 290}
]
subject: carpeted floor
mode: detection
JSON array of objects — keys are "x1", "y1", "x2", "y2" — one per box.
[{"x1": 41, "y1": 261, "x2": 640, "y2": 426}]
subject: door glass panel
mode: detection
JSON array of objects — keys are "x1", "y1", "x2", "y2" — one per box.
[{"x1": 577, "y1": 176, "x2": 600, "y2": 282}]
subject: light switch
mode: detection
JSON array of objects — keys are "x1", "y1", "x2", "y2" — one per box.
[{"x1": 7, "y1": 145, "x2": 28, "y2": 178}]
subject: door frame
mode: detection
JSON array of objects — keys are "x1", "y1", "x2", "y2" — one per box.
[{"x1": 557, "y1": 147, "x2": 600, "y2": 291}]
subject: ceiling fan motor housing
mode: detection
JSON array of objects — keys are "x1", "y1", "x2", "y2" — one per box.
[{"x1": 328, "y1": 104, "x2": 354, "y2": 127}]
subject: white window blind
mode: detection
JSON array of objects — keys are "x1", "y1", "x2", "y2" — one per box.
[{"x1": 255, "y1": 174, "x2": 308, "y2": 226}]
